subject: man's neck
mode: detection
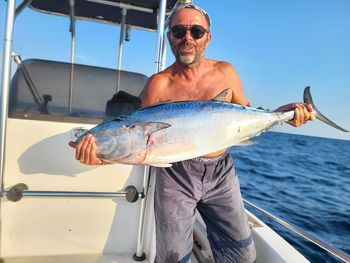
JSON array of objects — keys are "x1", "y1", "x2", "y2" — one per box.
[{"x1": 174, "y1": 58, "x2": 207, "y2": 80}]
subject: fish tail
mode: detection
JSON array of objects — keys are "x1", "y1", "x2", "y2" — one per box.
[{"x1": 303, "y1": 87, "x2": 348, "y2": 132}]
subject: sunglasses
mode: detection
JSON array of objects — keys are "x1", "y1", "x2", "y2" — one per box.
[{"x1": 170, "y1": 25, "x2": 209, "y2": 39}]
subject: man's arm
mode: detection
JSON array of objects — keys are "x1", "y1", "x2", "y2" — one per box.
[
  {"x1": 219, "y1": 62, "x2": 250, "y2": 106},
  {"x1": 140, "y1": 74, "x2": 166, "y2": 107}
]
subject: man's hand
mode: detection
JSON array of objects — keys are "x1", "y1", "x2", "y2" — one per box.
[
  {"x1": 69, "y1": 134, "x2": 104, "y2": 165},
  {"x1": 275, "y1": 103, "x2": 316, "y2": 127}
]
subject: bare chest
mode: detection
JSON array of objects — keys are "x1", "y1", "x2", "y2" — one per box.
[{"x1": 165, "y1": 77, "x2": 231, "y2": 102}]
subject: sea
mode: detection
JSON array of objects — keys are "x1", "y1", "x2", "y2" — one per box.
[{"x1": 229, "y1": 132, "x2": 350, "y2": 263}]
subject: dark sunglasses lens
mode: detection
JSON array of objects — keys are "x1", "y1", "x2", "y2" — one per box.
[
  {"x1": 171, "y1": 26, "x2": 186, "y2": 39},
  {"x1": 171, "y1": 25, "x2": 207, "y2": 39},
  {"x1": 191, "y1": 25, "x2": 206, "y2": 39}
]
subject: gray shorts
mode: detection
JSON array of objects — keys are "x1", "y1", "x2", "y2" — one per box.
[{"x1": 154, "y1": 153, "x2": 256, "y2": 263}]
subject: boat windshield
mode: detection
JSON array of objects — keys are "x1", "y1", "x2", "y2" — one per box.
[{"x1": 9, "y1": 58, "x2": 147, "y2": 120}]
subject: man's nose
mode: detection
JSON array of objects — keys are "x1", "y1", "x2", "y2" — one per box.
[{"x1": 184, "y1": 29, "x2": 193, "y2": 40}]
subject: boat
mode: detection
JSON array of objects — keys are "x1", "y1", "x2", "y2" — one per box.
[{"x1": 1, "y1": 1, "x2": 349, "y2": 262}]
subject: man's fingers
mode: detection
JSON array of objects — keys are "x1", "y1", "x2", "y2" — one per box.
[
  {"x1": 310, "y1": 112, "x2": 316, "y2": 121},
  {"x1": 291, "y1": 104, "x2": 315, "y2": 127},
  {"x1": 78, "y1": 139, "x2": 87, "y2": 163},
  {"x1": 85, "y1": 138, "x2": 93, "y2": 164},
  {"x1": 301, "y1": 105, "x2": 309, "y2": 124},
  {"x1": 279, "y1": 102, "x2": 315, "y2": 127},
  {"x1": 289, "y1": 106, "x2": 303, "y2": 127},
  {"x1": 306, "y1": 104, "x2": 316, "y2": 121},
  {"x1": 301, "y1": 104, "x2": 316, "y2": 123},
  {"x1": 77, "y1": 135, "x2": 90, "y2": 161},
  {"x1": 74, "y1": 134, "x2": 102, "y2": 165},
  {"x1": 296, "y1": 104, "x2": 308, "y2": 125},
  {"x1": 306, "y1": 104, "x2": 314, "y2": 112},
  {"x1": 91, "y1": 141, "x2": 102, "y2": 165},
  {"x1": 75, "y1": 137, "x2": 83, "y2": 160}
]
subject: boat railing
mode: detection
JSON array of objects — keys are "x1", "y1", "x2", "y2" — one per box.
[
  {"x1": 243, "y1": 199, "x2": 350, "y2": 263},
  {"x1": 1, "y1": 183, "x2": 143, "y2": 203}
]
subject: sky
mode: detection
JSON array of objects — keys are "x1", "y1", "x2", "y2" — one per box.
[{"x1": 1, "y1": 0, "x2": 349, "y2": 140}]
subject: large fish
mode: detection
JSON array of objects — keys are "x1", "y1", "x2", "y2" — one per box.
[{"x1": 75, "y1": 87, "x2": 348, "y2": 167}]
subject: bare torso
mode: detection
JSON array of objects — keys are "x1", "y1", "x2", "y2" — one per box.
[{"x1": 141, "y1": 58, "x2": 249, "y2": 158}]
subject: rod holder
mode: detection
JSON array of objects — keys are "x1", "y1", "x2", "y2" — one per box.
[{"x1": 6, "y1": 183, "x2": 28, "y2": 202}]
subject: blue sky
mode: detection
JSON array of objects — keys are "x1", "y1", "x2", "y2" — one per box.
[{"x1": 1, "y1": 0, "x2": 349, "y2": 140}]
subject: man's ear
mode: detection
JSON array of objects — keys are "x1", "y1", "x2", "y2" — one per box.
[
  {"x1": 205, "y1": 33, "x2": 212, "y2": 48},
  {"x1": 167, "y1": 30, "x2": 171, "y2": 42}
]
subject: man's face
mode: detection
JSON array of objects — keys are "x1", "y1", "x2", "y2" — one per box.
[{"x1": 168, "y1": 8, "x2": 211, "y2": 66}]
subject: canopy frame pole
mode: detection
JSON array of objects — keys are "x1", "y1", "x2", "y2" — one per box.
[
  {"x1": 68, "y1": 0, "x2": 76, "y2": 114},
  {"x1": 116, "y1": 8, "x2": 127, "y2": 92},
  {"x1": 0, "y1": 0, "x2": 16, "y2": 197},
  {"x1": 86, "y1": 0, "x2": 154, "y2": 13},
  {"x1": 134, "y1": 1, "x2": 168, "y2": 260},
  {"x1": 160, "y1": 33, "x2": 167, "y2": 71},
  {"x1": 154, "y1": 0, "x2": 167, "y2": 73},
  {"x1": 15, "y1": 0, "x2": 32, "y2": 17},
  {"x1": 0, "y1": 0, "x2": 16, "y2": 254}
]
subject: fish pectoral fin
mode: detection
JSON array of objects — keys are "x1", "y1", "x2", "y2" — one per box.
[
  {"x1": 150, "y1": 163, "x2": 172, "y2": 168},
  {"x1": 129, "y1": 122, "x2": 171, "y2": 136},
  {"x1": 211, "y1": 88, "x2": 231, "y2": 102},
  {"x1": 237, "y1": 139, "x2": 257, "y2": 146}
]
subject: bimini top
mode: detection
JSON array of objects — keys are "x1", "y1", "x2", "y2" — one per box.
[{"x1": 28, "y1": 0, "x2": 179, "y2": 31}]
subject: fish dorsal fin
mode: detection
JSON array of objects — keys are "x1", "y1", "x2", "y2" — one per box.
[
  {"x1": 211, "y1": 88, "x2": 231, "y2": 102},
  {"x1": 129, "y1": 122, "x2": 171, "y2": 136}
]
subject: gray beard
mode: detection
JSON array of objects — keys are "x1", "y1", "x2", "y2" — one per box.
[
  {"x1": 178, "y1": 53, "x2": 196, "y2": 65},
  {"x1": 170, "y1": 41, "x2": 200, "y2": 66}
]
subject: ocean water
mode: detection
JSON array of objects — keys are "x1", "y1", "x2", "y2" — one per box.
[{"x1": 229, "y1": 132, "x2": 350, "y2": 263}]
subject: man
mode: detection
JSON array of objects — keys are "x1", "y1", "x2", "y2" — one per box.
[{"x1": 72, "y1": 4, "x2": 314, "y2": 263}]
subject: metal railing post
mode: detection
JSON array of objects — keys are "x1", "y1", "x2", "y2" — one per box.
[
  {"x1": 133, "y1": 166, "x2": 150, "y2": 260},
  {"x1": 0, "y1": 0, "x2": 16, "y2": 197}
]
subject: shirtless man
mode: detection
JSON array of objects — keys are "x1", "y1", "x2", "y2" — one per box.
[{"x1": 72, "y1": 5, "x2": 314, "y2": 263}]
